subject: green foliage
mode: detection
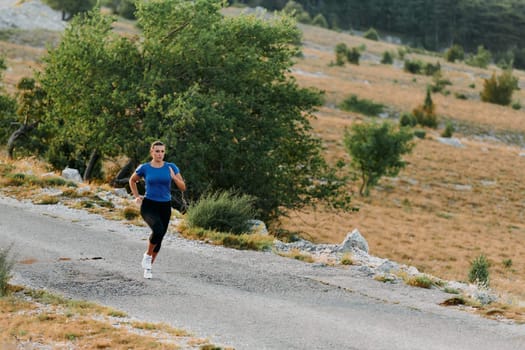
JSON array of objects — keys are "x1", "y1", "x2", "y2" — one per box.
[
  {"x1": 511, "y1": 100, "x2": 521, "y2": 110},
  {"x1": 468, "y1": 254, "x2": 490, "y2": 287},
  {"x1": 186, "y1": 190, "x2": 257, "y2": 235},
  {"x1": 465, "y1": 45, "x2": 492, "y2": 68},
  {"x1": 43, "y1": 0, "x2": 97, "y2": 21},
  {"x1": 344, "y1": 122, "x2": 414, "y2": 196},
  {"x1": 441, "y1": 121, "x2": 455, "y2": 138},
  {"x1": 381, "y1": 51, "x2": 394, "y2": 65},
  {"x1": 334, "y1": 42, "x2": 348, "y2": 66},
  {"x1": 444, "y1": 44, "x2": 464, "y2": 62},
  {"x1": 404, "y1": 59, "x2": 423, "y2": 74},
  {"x1": 340, "y1": 95, "x2": 384, "y2": 117},
  {"x1": 430, "y1": 72, "x2": 452, "y2": 93},
  {"x1": 102, "y1": 0, "x2": 137, "y2": 19},
  {"x1": 412, "y1": 88, "x2": 438, "y2": 128},
  {"x1": 399, "y1": 112, "x2": 417, "y2": 127},
  {"x1": 480, "y1": 70, "x2": 519, "y2": 106},
  {"x1": 363, "y1": 27, "x2": 379, "y2": 41},
  {"x1": 413, "y1": 129, "x2": 426, "y2": 139},
  {"x1": 0, "y1": 244, "x2": 15, "y2": 297},
  {"x1": 0, "y1": 59, "x2": 17, "y2": 144},
  {"x1": 346, "y1": 47, "x2": 360, "y2": 65},
  {"x1": 311, "y1": 13, "x2": 328, "y2": 28},
  {"x1": 407, "y1": 275, "x2": 433, "y2": 289}
]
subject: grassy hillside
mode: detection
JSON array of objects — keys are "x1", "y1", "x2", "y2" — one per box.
[{"x1": 2, "y1": 7, "x2": 525, "y2": 303}]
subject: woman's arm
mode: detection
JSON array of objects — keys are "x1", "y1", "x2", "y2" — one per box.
[
  {"x1": 169, "y1": 166, "x2": 186, "y2": 191},
  {"x1": 129, "y1": 172, "x2": 143, "y2": 204}
]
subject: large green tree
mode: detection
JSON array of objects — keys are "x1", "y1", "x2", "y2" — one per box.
[{"x1": 37, "y1": 0, "x2": 347, "y2": 221}]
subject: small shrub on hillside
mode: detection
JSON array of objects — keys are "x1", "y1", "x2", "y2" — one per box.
[
  {"x1": 454, "y1": 92, "x2": 467, "y2": 100},
  {"x1": 444, "y1": 44, "x2": 464, "y2": 62},
  {"x1": 407, "y1": 275, "x2": 433, "y2": 289},
  {"x1": 465, "y1": 45, "x2": 492, "y2": 69},
  {"x1": 334, "y1": 42, "x2": 348, "y2": 66},
  {"x1": 404, "y1": 59, "x2": 423, "y2": 74},
  {"x1": 340, "y1": 95, "x2": 384, "y2": 116},
  {"x1": 441, "y1": 122, "x2": 455, "y2": 138},
  {"x1": 311, "y1": 13, "x2": 328, "y2": 28},
  {"x1": 346, "y1": 47, "x2": 361, "y2": 65},
  {"x1": 340, "y1": 253, "x2": 354, "y2": 265},
  {"x1": 502, "y1": 259, "x2": 513, "y2": 269},
  {"x1": 186, "y1": 190, "x2": 257, "y2": 235},
  {"x1": 468, "y1": 254, "x2": 490, "y2": 287},
  {"x1": 381, "y1": 51, "x2": 394, "y2": 65},
  {"x1": 363, "y1": 27, "x2": 379, "y2": 41},
  {"x1": 511, "y1": 100, "x2": 521, "y2": 110},
  {"x1": 430, "y1": 74, "x2": 452, "y2": 93},
  {"x1": 424, "y1": 61, "x2": 441, "y2": 76},
  {"x1": 122, "y1": 206, "x2": 140, "y2": 220},
  {"x1": 480, "y1": 70, "x2": 519, "y2": 106},
  {"x1": 413, "y1": 129, "x2": 426, "y2": 139},
  {"x1": 412, "y1": 88, "x2": 438, "y2": 128},
  {"x1": 399, "y1": 112, "x2": 417, "y2": 127},
  {"x1": 0, "y1": 244, "x2": 15, "y2": 297}
]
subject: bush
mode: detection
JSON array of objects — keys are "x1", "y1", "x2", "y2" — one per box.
[
  {"x1": 311, "y1": 13, "x2": 328, "y2": 28},
  {"x1": 399, "y1": 112, "x2": 417, "y2": 127},
  {"x1": 468, "y1": 254, "x2": 490, "y2": 287},
  {"x1": 346, "y1": 47, "x2": 360, "y2": 65},
  {"x1": 404, "y1": 59, "x2": 424, "y2": 74},
  {"x1": 0, "y1": 244, "x2": 15, "y2": 297},
  {"x1": 413, "y1": 129, "x2": 426, "y2": 139},
  {"x1": 511, "y1": 100, "x2": 521, "y2": 110},
  {"x1": 334, "y1": 42, "x2": 348, "y2": 66},
  {"x1": 465, "y1": 45, "x2": 492, "y2": 69},
  {"x1": 444, "y1": 44, "x2": 464, "y2": 62},
  {"x1": 412, "y1": 88, "x2": 438, "y2": 128},
  {"x1": 381, "y1": 51, "x2": 394, "y2": 65},
  {"x1": 441, "y1": 121, "x2": 455, "y2": 138},
  {"x1": 340, "y1": 95, "x2": 384, "y2": 116},
  {"x1": 363, "y1": 27, "x2": 379, "y2": 41},
  {"x1": 186, "y1": 190, "x2": 257, "y2": 235},
  {"x1": 480, "y1": 70, "x2": 519, "y2": 106}
]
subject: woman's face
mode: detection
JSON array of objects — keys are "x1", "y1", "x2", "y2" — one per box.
[{"x1": 150, "y1": 145, "x2": 166, "y2": 162}]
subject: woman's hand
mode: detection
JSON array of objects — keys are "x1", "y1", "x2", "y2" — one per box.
[{"x1": 134, "y1": 196, "x2": 143, "y2": 205}]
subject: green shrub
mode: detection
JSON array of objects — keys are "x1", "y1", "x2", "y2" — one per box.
[
  {"x1": 334, "y1": 42, "x2": 348, "y2": 66},
  {"x1": 346, "y1": 47, "x2": 360, "y2": 65},
  {"x1": 441, "y1": 121, "x2": 455, "y2": 138},
  {"x1": 424, "y1": 61, "x2": 441, "y2": 76},
  {"x1": 407, "y1": 275, "x2": 433, "y2": 289},
  {"x1": 363, "y1": 27, "x2": 379, "y2": 41},
  {"x1": 122, "y1": 206, "x2": 140, "y2": 220},
  {"x1": 413, "y1": 129, "x2": 426, "y2": 139},
  {"x1": 399, "y1": 112, "x2": 417, "y2": 127},
  {"x1": 404, "y1": 59, "x2": 423, "y2": 74},
  {"x1": 381, "y1": 51, "x2": 394, "y2": 65},
  {"x1": 480, "y1": 70, "x2": 519, "y2": 106},
  {"x1": 468, "y1": 254, "x2": 490, "y2": 287},
  {"x1": 311, "y1": 13, "x2": 328, "y2": 28},
  {"x1": 444, "y1": 44, "x2": 464, "y2": 62},
  {"x1": 0, "y1": 244, "x2": 15, "y2": 297},
  {"x1": 412, "y1": 88, "x2": 438, "y2": 128},
  {"x1": 340, "y1": 95, "x2": 384, "y2": 116},
  {"x1": 511, "y1": 100, "x2": 521, "y2": 110},
  {"x1": 465, "y1": 45, "x2": 492, "y2": 69},
  {"x1": 186, "y1": 190, "x2": 257, "y2": 235}
]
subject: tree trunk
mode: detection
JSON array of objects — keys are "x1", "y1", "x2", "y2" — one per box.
[
  {"x1": 110, "y1": 159, "x2": 137, "y2": 187},
  {"x1": 83, "y1": 149, "x2": 100, "y2": 182},
  {"x1": 7, "y1": 122, "x2": 38, "y2": 159}
]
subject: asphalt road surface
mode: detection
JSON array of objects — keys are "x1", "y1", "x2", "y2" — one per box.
[{"x1": 1, "y1": 196, "x2": 524, "y2": 349}]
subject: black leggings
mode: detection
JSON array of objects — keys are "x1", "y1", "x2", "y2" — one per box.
[{"x1": 140, "y1": 198, "x2": 172, "y2": 253}]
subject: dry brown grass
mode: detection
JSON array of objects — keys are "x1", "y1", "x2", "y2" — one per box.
[
  {"x1": 0, "y1": 286, "x2": 225, "y2": 349},
  {"x1": 2, "y1": 6, "x2": 525, "y2": 314}
]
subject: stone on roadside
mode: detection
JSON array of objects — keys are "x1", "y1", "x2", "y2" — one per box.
[
  {"x1": 61, "y1": 167, "x2": 82, "y2": 183},
  {"x1": 338, "y1": 228, "x2": 369, "y2": 253}
]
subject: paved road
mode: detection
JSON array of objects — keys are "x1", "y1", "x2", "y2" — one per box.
[{"x1": 1, "y1": 196, "x2": 524, "y2": 349}]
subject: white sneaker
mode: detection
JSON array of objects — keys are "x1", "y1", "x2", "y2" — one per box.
[
  {"x1": 141, "y1": 253, "x2": 152, "y2": 269},
  {"x1": 144, "y1": 268, "x2": 152, "y2": 279}
]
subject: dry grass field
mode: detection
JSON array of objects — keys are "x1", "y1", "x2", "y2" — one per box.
[{"x1": 2, "y1": 7, "x2": 525, "y2": 307}]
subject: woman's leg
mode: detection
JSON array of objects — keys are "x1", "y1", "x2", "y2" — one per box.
[{"x1": 151, "y1": 203, "x2": 171, "y2": 263}]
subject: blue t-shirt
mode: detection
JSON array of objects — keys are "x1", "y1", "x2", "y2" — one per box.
[{"x1": 135, "y1": 162, "x2": 180, "y2": 202}]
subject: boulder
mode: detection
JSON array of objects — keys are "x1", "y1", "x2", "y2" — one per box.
[
  {"x1": 338, "y1": 228, "x2": 369, "y2": 253},
  {"x1": 61, "y1": 167, "x2": 82, "y2": 183}
]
